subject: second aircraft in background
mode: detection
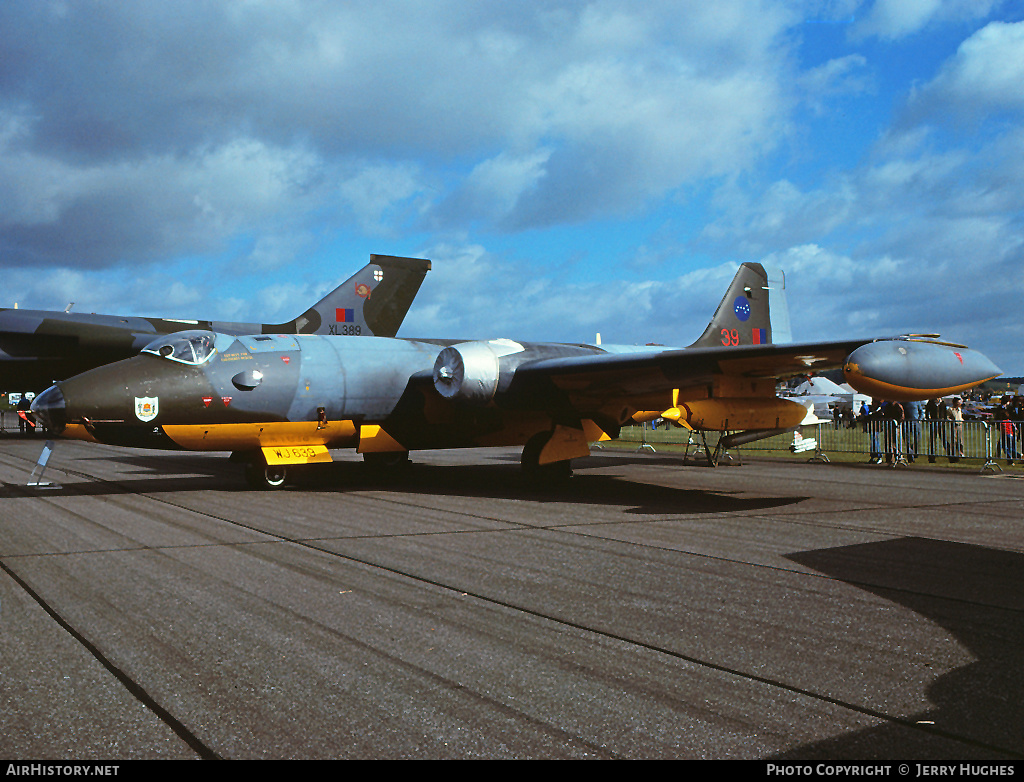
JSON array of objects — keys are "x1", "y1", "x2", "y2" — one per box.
[{"x1": 1, "y1": 254, "x2": 430, "y2": 391}]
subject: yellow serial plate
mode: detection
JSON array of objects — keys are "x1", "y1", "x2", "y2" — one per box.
[{"x1": 261, "y1": 445, "x2": 333, "y2": 465}]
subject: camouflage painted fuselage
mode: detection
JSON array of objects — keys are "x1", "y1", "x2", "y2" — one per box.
[{"x1": 36, "y1": 333, "x2": 612, "y2": 457}]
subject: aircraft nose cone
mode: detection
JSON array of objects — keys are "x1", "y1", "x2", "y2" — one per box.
[{"x1": 31, "y1": 385, "x2": 67, "y2": 433}]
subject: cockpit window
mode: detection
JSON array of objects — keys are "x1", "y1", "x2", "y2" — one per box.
[{"x1": 142, "y1": 331, "x2": 220, "y2": 365}]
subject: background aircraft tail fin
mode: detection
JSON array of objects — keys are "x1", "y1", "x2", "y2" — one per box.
[
  {"x1": 266, "y1": 254, "x2": 431, "y2": 337},
  {"x1": 688, "y1": 262, "x2": 792, "y2": 349}
]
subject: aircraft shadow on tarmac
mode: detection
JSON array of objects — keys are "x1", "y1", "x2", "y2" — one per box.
[
  {"x1": 776, "y1": 538, "x2": 1024, "y2": 760},
  {"x1": 20, "y1": 452, "x2": 806, "y2": 517}
]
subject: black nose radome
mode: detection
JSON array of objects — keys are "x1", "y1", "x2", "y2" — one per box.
[{"x1": 31, "y1": 385, "x2": 67, "y2": 433}]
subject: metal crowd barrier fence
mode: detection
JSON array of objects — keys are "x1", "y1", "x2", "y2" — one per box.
[
  {"x1": 0, "y1": 410, "x2": 22, "y2": 434},
  {"x1": 616, "y1": 418, "x2": 1019, "y2": 472},
  {"x1": 0, "y1": 409, "x2": 46, "y2": 435}
]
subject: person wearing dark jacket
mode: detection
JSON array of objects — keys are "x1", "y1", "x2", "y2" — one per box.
[
  {"x1": 16, "y1": 395, "x2": 31, "y2": 435},
  {"x1": 865, "y1": 402, "x2": 884, "y2": 463},
  {"x1": 883, "y1": 399, "x2": 905, "y2": 464}
]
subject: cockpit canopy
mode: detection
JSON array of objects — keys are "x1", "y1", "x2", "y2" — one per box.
[{"x1": 141, "y1": 330, "x2": 228, "y2": 366}]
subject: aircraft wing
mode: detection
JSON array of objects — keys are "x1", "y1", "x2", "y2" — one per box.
[
  {"x1": 506, "y1": 338, "x2": 867, "y2": 406},
  {"x1": 504, "y1": 335, "x2": 1001, "y2": 415},
  {"x1": 0, "y1": 310, "x2": 72, "y2": 358},
  {"x1": 0, "y1": 310, "x2": 148, "y2": 356}
]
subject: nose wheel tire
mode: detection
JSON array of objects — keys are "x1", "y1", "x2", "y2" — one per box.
[{"x1": 245, "y1": 462, "x2": 288, "y2": 490}]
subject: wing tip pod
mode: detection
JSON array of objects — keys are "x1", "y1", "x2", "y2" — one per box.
[{"x1": 843, "y1": 338, "x2": 1002, "y2": 401}]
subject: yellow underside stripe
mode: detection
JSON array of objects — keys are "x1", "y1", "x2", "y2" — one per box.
[
  {"x1": 162, "y1": 420, "x2": 358, "y2": 451},
  {"x1": 844, "y1": 373, "x2": 1000, "y2": 402}
]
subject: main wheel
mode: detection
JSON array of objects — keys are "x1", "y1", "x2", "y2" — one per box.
[
  {"x1": 362, "y1": 451, "x2": 412, "y2": 470},
  {"x1": 521, "y1": 432, "x2": 573, "y2": 481}
]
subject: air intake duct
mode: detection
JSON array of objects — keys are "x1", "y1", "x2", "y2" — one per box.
[{"x1": 432, "y1": 339, "x2": 525, "y2": 405}]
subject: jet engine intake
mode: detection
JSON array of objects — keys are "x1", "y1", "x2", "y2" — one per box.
[{"x1": 432, "y1": 339, "x2": 524, "y2": 405}]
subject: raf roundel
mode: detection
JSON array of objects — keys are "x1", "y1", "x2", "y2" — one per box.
[{"x1": 733, "y1": 296, "x2": 751, "y2": 322}]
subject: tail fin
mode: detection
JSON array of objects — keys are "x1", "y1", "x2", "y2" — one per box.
[
  {"x1": 688, "y1": 262, "x2": 792, "y2": 349},
  {"x1": 266, "y1": 254, "x2": 431, "y2": 337}
]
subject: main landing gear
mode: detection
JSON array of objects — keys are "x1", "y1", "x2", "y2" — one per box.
[
  {"x1": 361, "y1": 451, "x2": 412, "y2": 470},
  {"x1": 520, "y1": 431, "x2": 574, "y2": 482}
]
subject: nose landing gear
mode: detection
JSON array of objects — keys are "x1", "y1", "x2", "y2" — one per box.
[{"x1": 243, "y1": 460, "x2": 288, "y2": 489}]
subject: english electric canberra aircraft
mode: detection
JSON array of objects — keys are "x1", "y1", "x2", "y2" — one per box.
[
  {"x1": 31, "y1": 263, "x2": 1001, "y2": 488},
  {"x1": 1, "y1": 254, "x2": 430, "y2": 391}
]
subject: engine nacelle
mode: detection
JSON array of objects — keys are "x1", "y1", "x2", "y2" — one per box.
[{"x1": 432, "y1": 339, "x2": 525, "y2": 405}]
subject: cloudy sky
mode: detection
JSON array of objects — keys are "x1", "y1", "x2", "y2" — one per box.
[{"x1": 1, "y1": 0, "x2": 1022, "y2": 373}]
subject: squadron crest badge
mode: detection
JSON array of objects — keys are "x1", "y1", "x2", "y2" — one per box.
[{"x1": 135, "y1": 396, "x2": 159, "y2": 422}]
